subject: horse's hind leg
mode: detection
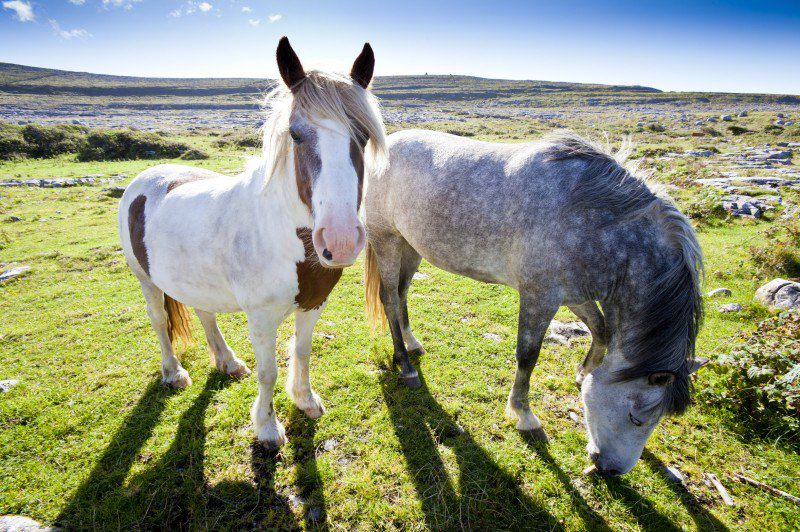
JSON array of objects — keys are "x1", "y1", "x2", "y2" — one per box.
[
  {"x1": 287, "y1": 304, "x2": 326, "y2": 419},
  {"x1": 398, "y1": 245, "x2": 424, "y2": 356},
  {"x1": 373, "y1": 234, "x2": 421, "y2": 388},
  {"x1": 568, "y1": 301, "x2": 608, "y2": 389},
  {"x1": 138, "y1": 280, "x2": 191, "y2": 388},
  {"x1": 196, "y1": 310, "x2": 251, "y2": 378},
  {"x1": 505, "y1": 288, "x2": 560, "y2": 441}
]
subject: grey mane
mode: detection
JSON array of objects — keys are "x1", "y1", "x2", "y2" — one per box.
[{"x1": 545, "y1": 131, "x2": 704, "y2": 415}]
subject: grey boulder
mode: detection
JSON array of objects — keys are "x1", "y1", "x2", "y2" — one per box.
[{"x1": 755, "y1": 279, "x2": 800, "y2": 310}]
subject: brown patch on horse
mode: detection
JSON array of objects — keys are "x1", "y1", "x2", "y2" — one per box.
[
  {"x1": 128, "y1": 194, "x2": 150, "y2": 275},
  {"x1": 293, "y1": 129, "x2": 321, "y2": 212},
  {"x1": 166, "y1": 173, "x2": 212, "y2": 193},
  {"x1": 295, "y1": 227, "x2": 342, "y2": 310},
  {"x1": 350, "y1": 139, "x2": 365, "y2": 209}
]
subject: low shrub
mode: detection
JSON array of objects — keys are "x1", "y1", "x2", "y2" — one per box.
[
  {"x1": 214, "y1": 130, "x2": 261, "y2": 149},
  {"x1": 646, "y1": 123, "x2": 666, "y2": 133},
  {"x1": 684, "y1": 188, "x2": 728, "y2": 222},
  {"x1": 764, "y1": 124, "x2": 784, "y2": 135},
  {"x1": 727, "y1": 125, "x2": 750, "y2": 136},
  {"x1": 704, "y1": 311, "x2": 800, "y2": 443},
  {"x1": 180, "y1": 148, "x2": 210, "y2": 160},
  {"x1": 749, "y1": 220, "x2": 800, "y2": 278},
  {"x1": 446, "y1": 129, "x2": 476, "y2": 137},
  {"x1": 0, "y1": 122, "x2": 87, "y2": 159},
  {"x1": 701, "y1": 126, "x2": 722, "y2": 137},
  {"x1": 0, "y1": 122, "x2": 28, "y2": 159},
  {"x1": 77, "y1": 130, "x2": 191, "y2": 161}
]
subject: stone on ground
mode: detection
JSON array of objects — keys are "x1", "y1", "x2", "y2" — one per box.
[
  {"x1": 0, "y1": 266, "x2": 30, "y2": 284},
  {"x1": 0, "y1": 515, "x2": 58, "y2": 531},
  {"x1": 755, "y1": 279, "x2": 800, "y2": 310},
  {"x1": 707, "y1": 288, "x2": 732, "y2": 298}
]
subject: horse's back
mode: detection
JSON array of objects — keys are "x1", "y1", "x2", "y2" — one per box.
[{"x1": 366, "y1": 130, "x2": 574, "y2": 287}]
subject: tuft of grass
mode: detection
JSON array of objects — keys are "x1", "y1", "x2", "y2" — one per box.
[{"x1": 727, "y1": 125, "x2": 750, "y2": 136}]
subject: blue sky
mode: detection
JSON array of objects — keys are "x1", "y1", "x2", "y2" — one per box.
[{"x1": 1, "y1": 0, "x2": 798, "y2": 93}]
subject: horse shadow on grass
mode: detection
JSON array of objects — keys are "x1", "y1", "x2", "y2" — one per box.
[
  {"x1": 381, "y1": 363, "x2": 595, "y2": 531},
  {"x1": 56, "y1": 373, "x2": 326, "y2": 529}
]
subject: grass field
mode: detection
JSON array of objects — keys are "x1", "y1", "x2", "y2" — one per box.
[{"x1": 2, "y1": 64, "x2": 800, "y2": 529}]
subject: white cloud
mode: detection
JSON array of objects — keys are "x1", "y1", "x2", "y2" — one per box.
[
  {"x1": 2, "y1": 0, "x2": 35, "y2": 22},
  {"x1": 198, "y1": 1, "x2": 212, "y2": 12},
  {"x1": 102, "y1": 0, "x2": 141, "y2": 9},
  {"x1": 169, "y1": 8, "x2": 182, "y2": 17},
  {"x1": 268, "y1": 13, "x2": 281, "y2": 22},
  {"x1": 241, "y1": 6, "x2": 251, "y2": 13},
  {"x1": 49, "y1": 19, "x2": 91, "y2": 40},
  {"x1": 247, "y1": 18, "x2": 260, "y2": 26},
  {"x1": 69, "y1": 0, "x2": 86, "y2": 5}
]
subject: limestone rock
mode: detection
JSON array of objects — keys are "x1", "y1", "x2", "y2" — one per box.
[
  {"x1": 0, "y1": 266, "x2": 30, "y2": 283},
  {"x1": 755, "y1": 279, "x2": 800, "y2": 310},
  {"x1": 0, "y1": 515, "x2": 58, "y2": 531},
  {"x1": 0, "y1": 380, "x2": 19, "y2": 393},
  {"x1": 719, "y1": 303, "x2": 743, "y2": 313},
  {"x1": 706, "y1": 288, "x2": 732, "y2": 298}
]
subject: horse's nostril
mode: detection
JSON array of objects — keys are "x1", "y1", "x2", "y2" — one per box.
[
  {"x1": 322, "y1": 248, "x2": 333, "y2": 261},
  {"x1": 589, "y1": 452, "x2": 600, "y2": 464},
  {"x1": 605, "y1": 468, "x2": 621, "y2": 477}
]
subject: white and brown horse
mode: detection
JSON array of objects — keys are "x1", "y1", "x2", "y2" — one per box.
[{"x1": 118, "y1": 37, "x2": 386, "y2": 448}]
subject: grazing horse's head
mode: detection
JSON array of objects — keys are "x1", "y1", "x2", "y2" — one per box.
[{"x1": 266, "y1": 37, "x2": 387, "y2": 268}]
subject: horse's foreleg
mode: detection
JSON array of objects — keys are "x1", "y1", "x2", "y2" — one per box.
[
  {"x1": 568, "y1": 301, "x2": 607, "y2": 389},
  {"x1": 287, "y1": 304, "x2": 326, "y2": 419},
  {"x1": 505, "y1": 290, "x2": 560, "y2": 441},
  {"x1": 196, "y1": 309, "x2": 251, "y2": 378},
  {"x1": 246, "y1": 308, "x2": 286, "y2": 449},
  {"x1": 139, "y1": 280, "x2": 191, "y2": 388}
]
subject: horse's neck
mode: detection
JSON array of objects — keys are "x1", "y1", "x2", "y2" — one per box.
[{"x1": 248, "y1": 154, "x2": 312, "y2": 230}]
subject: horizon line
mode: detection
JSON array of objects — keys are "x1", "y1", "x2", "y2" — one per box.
[{"x1": 3, "y1": 60, "x2": 800, "y2": 97}]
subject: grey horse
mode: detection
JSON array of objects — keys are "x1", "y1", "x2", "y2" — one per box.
[{"x1": 364, "y1": 129, "x2": 706, "y2": 475}]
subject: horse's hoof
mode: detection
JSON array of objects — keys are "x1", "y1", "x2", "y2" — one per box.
[
  {"x1": 400, "y1": 373, "x2": 422, "y2": 389},
  {"x1": 521, "y1": 427, "x2": 549, "y2": 444},
  {"x1": 163, "y1": 368, "x2": 192, "y2": 389},
  {"x1": 227, "y1": 362, "x2": 251, "y2": 379},
  {"x1": 257, "y1": 425, "x2": 287, "y2": 450},
  {"x1": 260, "y1": 437, "x2": 286, "y2": 451},
  {"x1": 300, "y1": 393, "x2": 326, "y2": 419}
]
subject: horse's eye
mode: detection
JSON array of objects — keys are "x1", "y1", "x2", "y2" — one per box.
[
  {"x1": 290, "y1": 130, "x2": 303, "y2": 144},
  {"x1": 629, "y1": 412, "x2": 643, "y2": 426}
]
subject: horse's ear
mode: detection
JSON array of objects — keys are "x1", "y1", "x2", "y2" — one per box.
[
  {"x1": 350, "y1": 43, "x2": 375, "y2": 89},
  {"x1": 647, "y1": 372, "x2": 675, "y2": 387},
  {"x1": 688, "y1": 357, "x2": 709, "y2": 374},
  {"x1": 276, "y1": 36, "x2": 306, "y2": 90}
]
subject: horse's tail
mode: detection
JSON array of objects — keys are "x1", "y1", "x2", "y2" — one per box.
[
  {"x1": 364, "y1": 242, "x2": 386, "y2": 330},
  {"x1": 164, "y1": 294, "x2": 195, "y2": 348}
]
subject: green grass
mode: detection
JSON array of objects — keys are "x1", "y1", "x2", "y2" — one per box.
[{"x1": 1, "y1": 145, "x2": 799, "y2": 529}]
